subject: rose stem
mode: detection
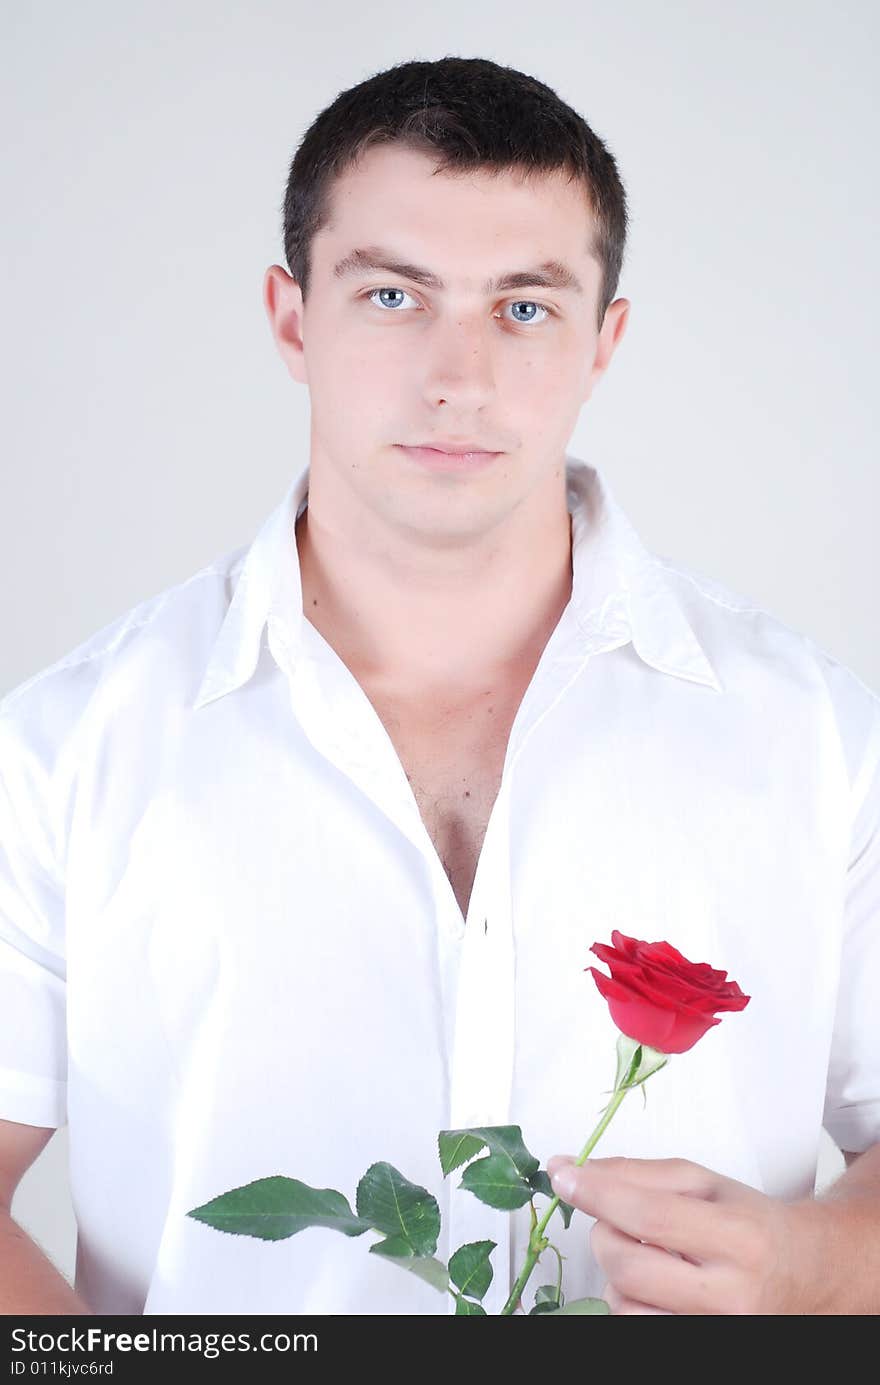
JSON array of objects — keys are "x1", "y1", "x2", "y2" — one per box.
[{"x1": 499, "y1": 1064, "x2": 637, "y2": 1315}]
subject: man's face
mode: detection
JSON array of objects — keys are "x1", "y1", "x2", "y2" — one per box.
[{"x1": 264, "y1": 142, "x2": 628, "y2": 545}]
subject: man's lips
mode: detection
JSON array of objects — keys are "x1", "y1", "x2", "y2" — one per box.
[
  {"x1": 395, "y1": 444, "x2": 502, "y2": 470},
  {"x1": 403, "y1": 444, "x2": 501, "y2": 455}
]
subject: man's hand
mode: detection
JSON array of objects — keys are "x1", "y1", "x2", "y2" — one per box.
[{"x1": 546, "y1": 1153, "x2": 832, "y2": 1315}]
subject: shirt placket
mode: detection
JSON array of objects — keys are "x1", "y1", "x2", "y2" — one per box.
[
  {"x1": 443, "y1": 780, "x2": 516, "y2": 1315},
  {"x1": 441, "y1": 610, "x2": 634, "y2": 1316}
]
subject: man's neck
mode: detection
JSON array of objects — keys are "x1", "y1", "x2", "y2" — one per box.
[{"x1": 294, "y1": 496, "x2": 574, "y2": 700}]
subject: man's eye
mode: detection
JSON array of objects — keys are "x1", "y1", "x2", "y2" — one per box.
[
  {"x1": 366, "y1": 287, "x2": 418, "y2": 311},
  {"x1": 364, "y1": 288, "x2": 552, "y2": 325},
  {"x1": 502, "y1": 300, "x2": 551, "y2": 325}
]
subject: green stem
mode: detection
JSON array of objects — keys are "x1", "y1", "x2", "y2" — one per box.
[
  {"x1": 549, "y1": 1243, "x2": 564, "y2": 1302},
  {"x1": 499, "y1": 1079, "x2": 633, "y2": 1315}
]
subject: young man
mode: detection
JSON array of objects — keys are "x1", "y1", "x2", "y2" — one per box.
[{"x1": 1, "y1": 57, "x2": 878, "y2": 1317}]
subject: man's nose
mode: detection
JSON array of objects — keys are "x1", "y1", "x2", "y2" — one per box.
[{"x1": 421, "y1": 315, "x2": 497, "y2": 404}]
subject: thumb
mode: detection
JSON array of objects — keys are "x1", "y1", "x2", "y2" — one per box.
[{"x1": 546, "y1": 1154, "x2": 576, "y2": 1177}]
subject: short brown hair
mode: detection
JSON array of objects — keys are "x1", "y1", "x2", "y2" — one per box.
[{"x1": 281, "y1": 56, "x2": 628, "y2": 331}]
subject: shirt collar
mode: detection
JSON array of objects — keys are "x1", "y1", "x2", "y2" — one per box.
[{"x1": 193, "y1": 454, "x2": 723, "y2": 711}]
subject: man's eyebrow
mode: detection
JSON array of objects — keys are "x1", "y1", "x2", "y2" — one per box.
[{"x1": 332, "y1": 245, "x2": 584, "y2": 295}]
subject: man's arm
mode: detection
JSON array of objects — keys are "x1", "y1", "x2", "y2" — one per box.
[
  {"x1": 0, "y1": 1119, "x2": 94, "y2": 1315},
  {"x1": 0, "y1": 1209, "x2": 94, "y2": 1315},
  {"x1": 809, "y1": 1142, "x2": 880, "y2": 1313}
]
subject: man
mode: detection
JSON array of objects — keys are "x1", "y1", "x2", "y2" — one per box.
[{"x1": 1, "y1": 57, "x2": 878, "y2": 1316}]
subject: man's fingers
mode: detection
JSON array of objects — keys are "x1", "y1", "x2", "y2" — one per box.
[
  {"x1": 556, "y1": 1154, "x2": 734, "y2": 1197},
  {"x1": 552, "y1": 1158, "x2": 753, "y2": 1262},
  {"x1": 592, "y1": 1218, "x2": 721, "y2": 1314},
  {"x1": 603, "y1": 1281, "x2": 676, "y2": 1315}
]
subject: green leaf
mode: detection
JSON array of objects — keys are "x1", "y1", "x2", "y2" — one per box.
[
  {"x1": 438, "y1": 1131, "x2": 487, "y2": 1176},
  {"x1": 526, "y1": 1170, "x2": 575, "y2": 1229},
  {"x1": 438, "y1": 1126, "x2": 541, "y2": 1211},
  {"x1": 448, "y1": 1240, "x2": 496, "y2": 1301},
  {"x1": 455, "y1": 1294, "x2": 488, "y2": 1315},
  {"x1": 543, "y1": 1296, "x2": 611, "y2": 1315},
  {"x1": 459, "y1": 1152, "x2": 535, "y2": 1210},
  {"x1": 438, "y1": 1126, "x2": 540, "y2": 1180},
  {"x1": 356, "y1": 1162, "x2": 440, "y2": 1257},
  {"x1": 368, "y1": 1240, "x2": 450, "y2": 1292},
  {"x1": 186, "y1": 1176, "x2": 371, "y2": 1241},
  {"x1": 529, "y1": 1283, "x2": 562, "y2": 1314}
]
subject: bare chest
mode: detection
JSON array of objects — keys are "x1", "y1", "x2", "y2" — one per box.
[{"x1": 365, "y1": 687, "x2": 522, "y2": 922}]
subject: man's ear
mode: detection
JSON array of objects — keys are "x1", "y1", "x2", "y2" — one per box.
[
  {"x1": 583, "y1": 297, "x2": 630, "y2": 402},
  {"x1": 263, "y1": 264, "x2": 308, "y2": 385}
]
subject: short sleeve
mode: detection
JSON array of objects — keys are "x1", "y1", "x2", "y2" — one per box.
[
  {"x1": 822, "y1": 685, "x2": 880, "y2": 1154},
  {"x1": 0, "y1": 697, "x2": 68, "y2": 1128}
]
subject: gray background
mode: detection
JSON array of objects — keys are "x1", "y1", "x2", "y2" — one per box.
[{"x1": 2, "y1": 0, "x2": 877, "y2": 1288}]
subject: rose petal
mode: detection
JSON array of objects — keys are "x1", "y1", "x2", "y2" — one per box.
[
  {"x1": 587, "y1": 968, "x2": 680, "y2": 1050},
  {"x1": 592, "y1": 951, "x2": 723, "y2": 1010}
]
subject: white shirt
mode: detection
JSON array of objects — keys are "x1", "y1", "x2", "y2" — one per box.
[{"x1": 1, "y1": 454, "x2": 878, "y2": 1316}]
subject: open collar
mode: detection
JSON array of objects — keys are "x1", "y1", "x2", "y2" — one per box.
[{"x1": 193, "y1": 455, "x2": 723, "y2": 711}]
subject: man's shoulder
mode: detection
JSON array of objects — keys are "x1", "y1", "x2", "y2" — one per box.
[
  {"x1": 0, "y1": 542, "x2": 249, "y2": 753},
  {"x1": 656, "y1": 553, "x2": 880, "y2": 790}
]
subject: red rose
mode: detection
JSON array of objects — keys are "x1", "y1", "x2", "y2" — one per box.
[{"x1": 587, "y1": 929, "x2": 750, "y2": 1054}]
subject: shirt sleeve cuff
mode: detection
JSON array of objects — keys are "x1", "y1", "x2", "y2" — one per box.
[{"x1": 0, "y1": 1067, "x2": 67, "y2": 1128}]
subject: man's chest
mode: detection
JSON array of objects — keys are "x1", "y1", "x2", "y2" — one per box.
[{"x1": 361, "y1": 683, "x2": 523, "y2": 921}]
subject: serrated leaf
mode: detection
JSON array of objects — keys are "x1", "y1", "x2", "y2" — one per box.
[
  {"x1": 438, "y1": 1126, "x2": 540, "y2": 1181},
  {"x1": 459, "y1": 1152, "x2": 535, "y2": 1210},
  {"x1": 526, "y1": 1170, "x2": 575, "y2": 1229},
  {"x1": 356, "y1": 1162, "x2": 440, "y2": 1257},
  {"x1": 543, "y1": 1296, "x2": 611, "y2": 1315},
  {"x1": 455, "y1": 1294, "x2": 488, "y2": 1314},
  {"x1": 186, "y1": 1176, "x2": 371, "y2": 1241},
  {"x1": 438, "y1": 1131, "x2": 487, "y2": 1176},
  {"x1": 448, "y1": 1240, "x2": 496, "y2": 1300},
  {"x1": 368, "y1": 1240, "x2": 450, "y2": 1292}
]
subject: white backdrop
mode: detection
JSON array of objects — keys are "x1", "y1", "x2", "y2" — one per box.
[{"x1": 2, "y1": 0, "x2": 877, "y2": 1290}]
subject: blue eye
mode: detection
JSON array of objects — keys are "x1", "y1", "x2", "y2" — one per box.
[
  {"x1": 368, "y1": 287, "x2": 417, "y2": 310},
  {"x1": 505, "y1": 300, "x2": 548, "y2": 325},
  {"x1": 364, "y1": 288, "x2": 552, "y2": 325}
]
